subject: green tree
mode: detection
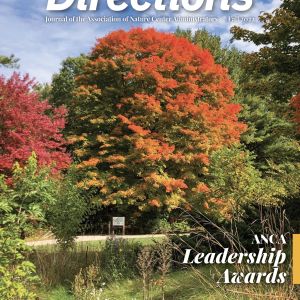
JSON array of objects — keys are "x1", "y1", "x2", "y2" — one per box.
[
  {"x1": 49, "y1": 55, "x2": 88, "y2": 134},
  {"x1": 231, "y1": 0, "x2": 300, "y2": 229},
  {"x1": 231, "y1": 0, "x2": 300, "y2": 102},
  {"x1": 0, "y1": 54, "x2": 19, "y2": 68},
  {"x1": 50, "y1": 55, "x2": 88, "y2": 108},
  {"x1": 0, "y1": 154, "x2": 87, "y2": 300},
  {"x1": 230, "y1": 0, "x2": 300, "y2": 191},
  {"x1": 238, "y1": 96, "x2": 300, "y2": 173},
  {"x1": 34, "y1": 83, "x2": 52, "y2": 101},
  {"x1": 47, "y1": 167, "x2": 87, "y2": 248},
  {"x1": 206, "y1": 146, "x2": 287, "y2": 221}
]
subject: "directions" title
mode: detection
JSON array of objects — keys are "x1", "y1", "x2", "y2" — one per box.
[{"x1": 46, "y1": 0, "x2": 253, "y2": 12}]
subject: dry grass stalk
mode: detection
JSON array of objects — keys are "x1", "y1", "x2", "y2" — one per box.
[
  {"x1": 137, "y1": 246, "x2": 155, "y2": 300},
  {"x1": 156, "y1": 240, "x2": 172, "y2": 300}
]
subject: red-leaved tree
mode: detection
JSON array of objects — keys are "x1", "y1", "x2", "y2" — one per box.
[
  {"x1": 0, "y1": 73, "x2": 71, "y2": 174},
  {"x1": 70, "y1": 28, "x2": 247, "y2": 211}
]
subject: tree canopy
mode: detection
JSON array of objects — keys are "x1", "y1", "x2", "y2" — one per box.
[
  {"x1": 0, "y1": 74, "x2": 70, "y2": 174},
  {"x1": 68, "y1": 28, "x2": 246, "y2": 213},
  {"x1": 231, "y1": 0, "x2": 300, "y2": 101}
]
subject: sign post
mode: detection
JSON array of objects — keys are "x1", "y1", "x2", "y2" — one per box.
[{"x1": 112, "y1": 217, "x2": 125, "y2": 235}]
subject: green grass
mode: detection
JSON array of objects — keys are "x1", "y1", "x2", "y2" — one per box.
[
  {"x1": 32, "y1": 236, "x2": 165, "y2": 252},
  {"x1": 37, "y1": 286, "x2": 74, "y2": 300},
  {"x1": 101, "y1": 269, "x2": 225, "y2": 300},
  {"x1": 37, "y1": 268, "x2": 251, "y2": 300},
  {"x1": 36, "y1": 265, "x2": 294, "y2": 300}
]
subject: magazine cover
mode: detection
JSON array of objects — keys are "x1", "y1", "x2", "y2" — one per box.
[{"x1": 0, "y1": 0, "x2": 299, "y2": 299}]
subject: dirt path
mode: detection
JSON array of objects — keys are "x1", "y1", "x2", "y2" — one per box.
[{"x1": 25, "y1": 234, "x2": 166, "y2": 246}]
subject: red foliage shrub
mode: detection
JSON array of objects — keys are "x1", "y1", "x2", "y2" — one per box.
[{"x1": 0, "y1": 73, "x2": 71, "y2": 174}]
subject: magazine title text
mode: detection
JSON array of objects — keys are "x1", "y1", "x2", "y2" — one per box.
[{"x1": 47, "y1": 0, "x2": 253, "y2": 12}]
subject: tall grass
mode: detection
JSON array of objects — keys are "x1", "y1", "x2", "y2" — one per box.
[
  {"x1": 172, "y1": 206, "x2": 298, "y2": 300},
  {"x1": 30, "y1": 246, "x2": 101, "y2": 286},
  {"x1": 29, "y1": 238, "x2": 144, "y2": 287}
]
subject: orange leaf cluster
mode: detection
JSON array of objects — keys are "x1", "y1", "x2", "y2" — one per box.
[
  {"x1": 148, "y1": 173, "x2": 188, "y2": 193},
  {"x1": 195, "y1": 182, "x2": 210, "y2": 193},
  {"x1": 149, "y1": 199, "x2": 161, "y2": 207},
  {"x1": 135, "y1": 138, "x2": 175, "y2": 161}
]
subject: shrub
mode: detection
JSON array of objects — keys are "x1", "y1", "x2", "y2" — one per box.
[
  {"x1": 0, "y1": 176, "x2": 39, "y2": 300},
  {"x1": 153, "y1": 218, "x2": 172, "y2": 233},
  {"x1": 73, "y1": 264, "x2": 105, "y2": 300},
  {"x1": 47, "y1": 167, "x2": 87, "y2": 249},
  {"x1": 100, "y1": 238, "x2": 142, "y2": 281},
  {"x1": 0, "y1": 235, "x2": 39, "y2": 300},
  {"x1": 171, "y1": 220, "x2": 191, "y2": 233},
  {"x1": 153, "y1": 218, "x2": 191, "y2": 233},
  {"x1": 6, "y1": 153, "x2": 58, "y2": 236},
  {"x1": 3, "y1": 154, "x2": 86, "y2": 248}
]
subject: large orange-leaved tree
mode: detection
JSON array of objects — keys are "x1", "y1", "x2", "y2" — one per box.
[{"x1": 69, "y1": 28, "x2": 246, "y2": 212}]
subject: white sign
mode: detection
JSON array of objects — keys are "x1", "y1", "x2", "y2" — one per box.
[{"x1": 112, "y1": 217, "x2": 125, "y2": 226}]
